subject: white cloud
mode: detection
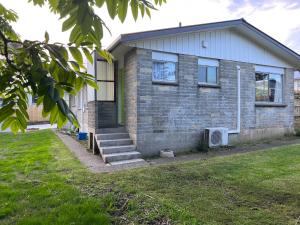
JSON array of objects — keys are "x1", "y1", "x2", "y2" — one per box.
[{"x1": 0, "y1": 0, "x2": 299, "y2": 53}]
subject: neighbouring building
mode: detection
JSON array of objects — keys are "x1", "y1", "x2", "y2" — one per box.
[
  {"x1": 71, "y1": 19, "x2": 300, "y2": 165},
  {"x1": 0, "y1": 95, "x2": 49, "y2": 125},
  {"x1": 295, "y1": 79, "x2": 300, "y2": 94}
]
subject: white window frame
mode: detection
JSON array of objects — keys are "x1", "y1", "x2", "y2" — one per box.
[
  {"x1": 152, "y1": 52, "x2": 178, "y2": 84},
  {"x1": 198, "y1": 58, "x2": 219, "y2": 86},
  {"x1": 254, "y1": 65, "x2": 284, "y2": 104},
  {"x1": 255, "y1": 72, "x2": 283, "y2": 103}
]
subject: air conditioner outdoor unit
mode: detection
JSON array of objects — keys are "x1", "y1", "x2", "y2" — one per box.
[{"x1": 204, "y1": 127, "x2": 228, "y2": 148}]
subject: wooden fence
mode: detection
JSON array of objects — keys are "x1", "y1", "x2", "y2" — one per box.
[{"x1": 27, "y1": 105, "x2": 49, "y2": 124}]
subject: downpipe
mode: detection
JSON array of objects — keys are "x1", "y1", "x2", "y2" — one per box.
[{"x1": 228, "y1": 65, "x2": 241, "y2": 134}]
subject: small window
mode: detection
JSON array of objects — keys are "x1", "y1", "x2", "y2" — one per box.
[
  {"x1": 198, "y1": 58, "x2": 219, "y2": 85},
  {"x1": 152, "y1": 52, "x2": 178, "y2": 83},
  {"x1": 255, "y1": 72, "x2": 283, "y2": 103}
]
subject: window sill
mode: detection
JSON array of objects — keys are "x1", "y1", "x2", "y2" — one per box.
[
  {"x1": 198, "y1": 83, "x2": 221, "y2": 88},
  {"x1": 152, "y1": 81, "x2": 178, "y2": 86},
  {"x1": 255, "y1": 102, "x2": 287, "y2": 107}
]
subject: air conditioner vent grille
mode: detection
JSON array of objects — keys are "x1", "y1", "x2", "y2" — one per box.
[{"x1": 211, "y1": 130, "x2": 222, "y2": 145}]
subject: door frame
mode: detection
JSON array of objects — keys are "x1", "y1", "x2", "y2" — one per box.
[{"x1": 95, "y1": 59, "x2": 118, "y2": 128}]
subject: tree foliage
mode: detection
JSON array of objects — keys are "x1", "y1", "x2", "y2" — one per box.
[{"x1": 0, "y1": 0, "x2": 166, "y2": 133}]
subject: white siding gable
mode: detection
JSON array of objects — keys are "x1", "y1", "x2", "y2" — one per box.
[{"x1": 127, "y1": 28, "x2": 293, "y2": 68}]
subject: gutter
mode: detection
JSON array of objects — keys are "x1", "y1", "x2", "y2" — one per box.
[{"x1": 228, "y1": 65, "x2": 241, "y2": 134}]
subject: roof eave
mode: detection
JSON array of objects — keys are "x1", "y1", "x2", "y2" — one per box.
[{"x1": 107, "y1": 19, "x2": 300, "y2": 69}]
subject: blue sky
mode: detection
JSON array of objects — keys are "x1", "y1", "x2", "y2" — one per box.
[{"x1": 1, "y1": 0, "x2": 300, "y2": 54}]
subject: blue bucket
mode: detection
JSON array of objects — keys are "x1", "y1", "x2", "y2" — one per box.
[{"x1": 77, "y1": 132, "x2": 88, "y2": 140}]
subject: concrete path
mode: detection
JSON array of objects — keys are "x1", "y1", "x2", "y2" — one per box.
[
  {"x1": 148, "y1": 136, "x2": 300, "y2": 166},
  {"x1": 56, "y1": 130, "x2": 300, "y2": 173},
  {"x1": 55, "y1": 131, "x2": 149, "y2": 173}
]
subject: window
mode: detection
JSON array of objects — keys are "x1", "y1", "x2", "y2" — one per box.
[
  {"x1": 198, "y1": 58, "x2": 219, "y2": 85},
  {"x1": 97, "y1": 61, "x2": 115, "y2": 101},
  {"x1": 152, "y1": 52, "x2": 178, "y2": 83},
  {"x1": 255, "y1": 72, "x2": 283, "y2": 103}
]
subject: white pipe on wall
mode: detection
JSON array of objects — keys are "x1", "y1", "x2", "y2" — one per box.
[{"x1": 228, "y1": 65, "x2": 241, "y2": 134}]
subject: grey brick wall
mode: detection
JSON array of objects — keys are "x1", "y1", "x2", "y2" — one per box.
[
  {"x1": 124, "y1": 49, "x2": 138, "y2": 143},
  {"x1": 87, "y1": 101, "x2": 96, "y2": 130},
  {"x1": 125, "y1": 48, "x2": 295, "y2": 156}
]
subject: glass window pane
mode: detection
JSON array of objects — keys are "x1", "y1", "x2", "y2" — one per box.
[
  {"x1": 255, "y1": 73, "x2": 268, "y2": 101},
  {"x1": 269, "y1": 74, "x2": 282, "y2": 103},
  {"x1": 198, "y1": 65, "x2": 206, "y2": 83},
  {"x1": 97, "y1": 82, "x2": 114, "y2": 101},
  {"x1": 152, "y1": 62, "x2": 164, "y2": 81},
  {"x1": 164, "y1": 62, "x2": 176, "y2": 81},
  {"x1": 207, "y1": 67, "x2": 217, "y2": 84},
  {"x1": 152, "y1": 61, "x2": 176, "y2": 82},
  {"x1": 97, "y1": 61, "x2": 114, "y2": 81}
]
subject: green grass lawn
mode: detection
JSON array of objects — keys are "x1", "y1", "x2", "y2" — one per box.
[{"x1": 0, "y1": 130, "x2": 299, "y2": 225}]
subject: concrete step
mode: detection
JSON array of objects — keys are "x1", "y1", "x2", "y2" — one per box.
[
  {"x1": 102, "y1": 151, "x2": 142, "y2": 163},
  {"x1": 100, "y1": 145, "x2": 136, "y2": 155},
  {"x1": 98, "y1": 139, "x2": 133, "y2": 147},
  {"x1": 109, "y1": 158, "x2": 147, "y2": 166},
  {"x1": 96, "y1": 133, "x2": 129, "y2": 140},
  {"x1": 97, "y1": 127, "x2": 126, "y2": 134}
]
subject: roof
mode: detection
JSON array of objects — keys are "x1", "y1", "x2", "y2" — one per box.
[{"x1": 107, "y1": 18, "x2": 300, "y2": 68}]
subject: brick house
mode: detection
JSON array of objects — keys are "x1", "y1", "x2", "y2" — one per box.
[{"x1": 77, "y1": 19, "x2": 300, "y2": 165}]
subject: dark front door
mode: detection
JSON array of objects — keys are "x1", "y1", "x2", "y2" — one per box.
[{"x1": 96, "y1": 60, "x2": 117, "y2": 128}]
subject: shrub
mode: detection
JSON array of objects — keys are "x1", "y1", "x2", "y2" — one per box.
[
  {"x1": 295, "y1": 129, "x2": 300, "y2": 137},
  {"x1": 196, "y1": 140, "x2": 209, "y2": 152}
]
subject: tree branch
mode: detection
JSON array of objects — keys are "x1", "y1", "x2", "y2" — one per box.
[{"x1": 0, "y1": 30, "x2": 22, "y2": 72}]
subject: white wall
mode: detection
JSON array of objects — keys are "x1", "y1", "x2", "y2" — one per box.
[
  {"x1": 127, "y1": 28, "x2": 293, "y2": 68},
  {"x1": 86, "y1": 58, "x2": 96, "y2": 102}
]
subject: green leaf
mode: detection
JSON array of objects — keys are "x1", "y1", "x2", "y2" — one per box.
[
  {"x1": 44, "y1": 31, "x2": 49, "y2": 43},
  {"x1": 43, "y1": 95, "x2": 56, "y2": 113},
  {"x1": 0, "y1": 103, "x2": 15, "y2": 123},
  {"x1": 139, "y1": 4, "x2": 145, "y2": 17},
  {"x1": 69, "y1": 47, "x2": 83, "y2": 65},
  {"x1": 82, "y1": 47, "x2": 93, "y2": 64},
  {"x1": 77, "y1": 3, "x2": 92, "y2": 35},
  {"x1": 106, "y1": 0, "x2": 117, "y2": 19},
  {"x1": 16, "y1": 109, "x2": 27, "y2": 129},
  {"x1": 49, "y1": 105, "x2": 59, "y2": 124},
  {"x1": 10, "y1": 120, "x2": 19, "y2": 134},
  {"x1": 86, "y1": 79, "x2": 98, "y2": 90},
  {"x1": 146, "y1": 7, "x2": 151, "y2": 18},
  {"x1": 69, "y1": 25, "x2": 81, "y2": 43},
  {"x1": 131, "y1": 0, "x2": 138, "y2": 21},
  {"x1": 1, "y1": 117, "x2": 15, "y2": 131},
  {"x1": 118, "y1": 0, "x2": 128, "y2": 22},
  {"x1": 75, "y1": 77, "x2": 84, "y2": 91},
  {"x1": 97, "y1": 49, "x2": 113, "y2": 64},
  {"x1": 58, "y1": 47, "x2": 69, "y2": 61},
  {"x1": 62, "y1": 14, "x2": 77, "y2": 32},
  {"x1": 95, "y1": 0, "x2": 105, "y2": 7},
  {"x1": 69, "y1": 61, "x2": 80, "y2": 71},
  {"x1": 17, "y1": 99, "x2": 29, "y2": 120}
]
